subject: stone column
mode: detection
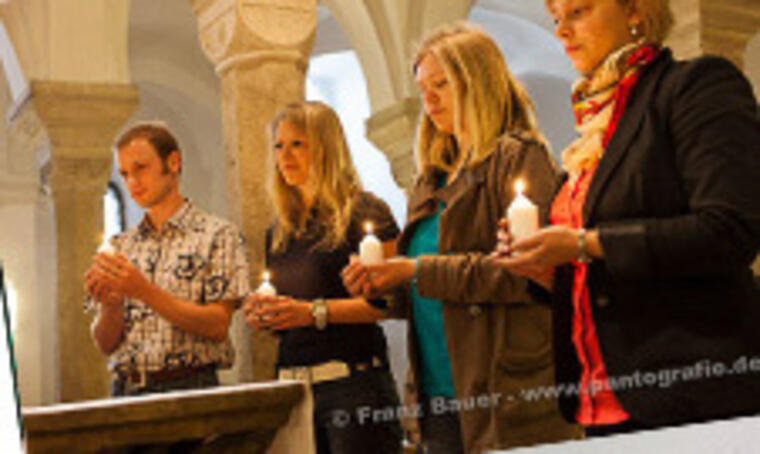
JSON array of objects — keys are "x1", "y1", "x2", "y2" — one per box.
[
  {"x1": 365, "y1": 97, "x2": 421, "y2": 192},
  {"x1": 667, "y1": 0, "x2": 760, "y2": 70},
  {"x1": 667, "y1": 0, "x2": 703, "y2": 60},
  {"x1": 190, "y1": 0, "x2": 317, "y2": 381},
  {"x1": 31, "y1": 81, "x2": 138, "y2": 402},
  {"x1": 1, "y1": 99, "x2": 57, "y2": 406}
]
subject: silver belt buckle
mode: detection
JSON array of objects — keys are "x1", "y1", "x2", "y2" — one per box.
[
  {"x1": 279, "y1": 366, "x2": 312, "y2": 383},
  {"x1": 294, "y1": 366, "x2": 311, "y2": 382}
]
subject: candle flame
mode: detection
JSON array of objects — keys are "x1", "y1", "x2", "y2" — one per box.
[
  {"x1": 262, "y1": 270, "x2": 271, "y2": 282},
  {"x1": 364, "y1": 221, "x2": 374, "y2": 235},
  {"x1": 514, "y1": 179, "x2": 525, "y2": 195}
]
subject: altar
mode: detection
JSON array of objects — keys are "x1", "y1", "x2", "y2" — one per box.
[{"x1": 22, "y1": 380, "x2": 313, "y2": 454}]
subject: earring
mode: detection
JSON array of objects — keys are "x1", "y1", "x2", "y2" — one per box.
[{"x1": 630, "y1": 23, "x2": 640, "y2": 37}]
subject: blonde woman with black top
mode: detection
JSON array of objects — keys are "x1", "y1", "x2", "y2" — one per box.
[{"x1": 243, "y1": 101, "x2": 402, "y2": 454}]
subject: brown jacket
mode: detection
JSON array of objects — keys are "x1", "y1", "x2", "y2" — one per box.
[{"x1": 391, "y1": 132, "x2": 582, "y2": 453}]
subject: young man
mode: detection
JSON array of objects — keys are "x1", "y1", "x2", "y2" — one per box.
[{"x1": 85, "y1": 122, "x2": 250, "y2": 396}]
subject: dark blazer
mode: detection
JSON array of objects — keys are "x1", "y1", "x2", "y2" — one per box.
[{"x1": 552, "y1": 48, "x2": 760, "y2": 427}]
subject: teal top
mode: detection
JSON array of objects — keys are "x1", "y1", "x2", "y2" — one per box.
[{"x1": 406, "y1": 178, "x2": 455, "y2": 398}]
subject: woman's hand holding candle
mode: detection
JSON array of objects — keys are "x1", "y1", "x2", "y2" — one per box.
[
  {"x1": 255, "y1": 271, "x2": 277, "y2": 297},
  {"x1": 506, "y1": 179, "x2": 539, "y2": 244},
  {"x1": 341, "y1": 255, "x2": 374, "y2": 298},
  {"x1": 245, "y1": 295, "x2": 313, "y2": 331},
  {"x1": 244, "y1": 271, "x2": 279, "y2": 329},
  {"x1": 495, "y1": 218, "x2": 607, "y2": 290},
  {"x1": 494, "y1": 218, "x2": 556, "y2": 290},
  {"x1": 341, "y1": 255, "x2": 415, "y2": 298},
  {"x1": 359, "y1": 222, "x2": 384, "y2": 265}
]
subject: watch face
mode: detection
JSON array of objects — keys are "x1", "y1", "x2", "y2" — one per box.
[{"x1": 311, "y1": 300, "x2": 328, "y2": 330}]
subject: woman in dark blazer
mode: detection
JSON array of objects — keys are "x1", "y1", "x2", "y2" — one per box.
[{"x1": 497, "y1": 0, "x2": 760, "y2": 437}]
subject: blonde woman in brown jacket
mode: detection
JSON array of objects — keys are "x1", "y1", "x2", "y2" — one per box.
[{"x1": 342, "y1": 22, "x2": 581, "y2": 454}]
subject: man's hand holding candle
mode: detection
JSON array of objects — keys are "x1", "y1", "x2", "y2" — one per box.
[
  {"x1": 84, "y1": 265, "x2": 124, "y2": 307},
  {"x1": 84, "y1": 237, "x2": 126, "y2": 306},
  {"x1": 91, "y1": 252, "x2": 152, "y2": 300}
]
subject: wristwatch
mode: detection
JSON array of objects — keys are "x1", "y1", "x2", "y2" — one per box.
[
  {"x1": 576, "y1": 228, "x2": 593, "y2": 264},
  {"x1": 311, "y1": 298, "x2": 328, "y2": 330}
]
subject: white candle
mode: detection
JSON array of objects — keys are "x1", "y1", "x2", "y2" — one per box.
[
  {"x1": 359, "y1": 222, "x2": 384, "y2": 265},
  {"x1": 256, "y1": 271, "x2": 277, "y2": 297},
  {"x1": 507, "y1": 179, "x2": 539, "y2": 243},
  {"x1": 97, "y1": 235, "x2": 116, "y2": 255}
]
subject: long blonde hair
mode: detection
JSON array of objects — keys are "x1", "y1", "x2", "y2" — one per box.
[
  {"x1": 412, "y1": 22, "x2": 547, "y2": 176},
  {"x1": 268, "y1": 101, "x2": 361, "y2": 252}
]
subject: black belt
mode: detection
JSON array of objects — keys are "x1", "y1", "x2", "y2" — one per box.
[{"x1": 118, "y1": 364, "x2": 217, "y2": 387}]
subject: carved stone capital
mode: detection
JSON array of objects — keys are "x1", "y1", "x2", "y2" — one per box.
[
  {"x1": 48, "y1": 156, "x2": 113, "y2": 195},
  {"x1": 365, "y1": 97, "x2": 421, "y2": 191},
  {"x1": 190, "y1": 0, "x2": 316, "y2": 73},
  {"x1": 31, "y1": 81, "x2": 139, "y2": 157},
  {"x1": 28, "y1": 81, "x2": 138, "y2": 194},
  {"x1": 667, "y1": 0, "x2": 760, "y2": 69},
  {"x1": 1, "y1": 98, "x2": 49, "y2": 205}
]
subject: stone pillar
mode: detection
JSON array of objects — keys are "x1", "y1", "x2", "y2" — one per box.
[
  {"x1": 31, "y1": 81, "x2": 138, "y2": 402},
  {"x1": 365, "y1": 97, "x2": 421, "y2": 192},
  {"x1": 667, "y1": 0, "x2": 760, "y2": 70},
  {"x1": 700, "y1": 0, "x2": 759, "y2": 70},
  {"x1": 190, "y1": 0, "x2": 317, "y2": 381},
  {"x1": 1, "y1": 99, "x2": 57, "y2": 406},
  {"x1": 667, "y1": 0, "x2": 703, "y2": 60}
]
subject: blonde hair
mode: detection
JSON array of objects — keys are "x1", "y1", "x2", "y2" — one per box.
[
  {"x1": 412, "y1": 21, "x2": 547, "y2": 176},
  {"x1": 268, "y1": 101, "x2": 361, "y2": 252},
  {"x1": 545, "y1": 0, "x2": 674, "y2": 44}
]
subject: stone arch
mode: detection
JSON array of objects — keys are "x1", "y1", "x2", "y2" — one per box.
[
  {"x1": 318, "y1": 0, "x2": 399, "y2": 111},
  {"x1": 319, "y1": 0, "x2": 475, "y2": 112},
  {"x1": 127, "y1": 0, "x2": 226, "y2": 222},
  {"x1": 470, "y1": 2, "x2": 578, "y2": 155},
  {"x1": 0, "y1": 19, "x2": 27, "y2": 107}
]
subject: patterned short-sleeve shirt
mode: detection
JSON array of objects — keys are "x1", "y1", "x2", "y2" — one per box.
[{"x1": 86, "y1": 200, "x2": 250, "y2": 375}]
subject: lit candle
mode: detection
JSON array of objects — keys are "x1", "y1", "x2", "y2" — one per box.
[
  {"x1": 97, "y1": 234, "x2": 116, "y2": 255},
  {"x1": 359, "y1": 222, "x2": 384, "y2": 265},
  {"x1": 256, "y1": 271, "x2": 277, "y2": 297},
  {"x1": 507, "y1": 179, "x2": 539, "y2": 244}
]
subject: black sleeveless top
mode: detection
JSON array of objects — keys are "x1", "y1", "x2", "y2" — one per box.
[{"x1": 266, "y1": 191, "x2": 399, "y2": 368}]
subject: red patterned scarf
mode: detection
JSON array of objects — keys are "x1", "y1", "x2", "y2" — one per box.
[{"x1": 561, "y1": 41, "x2": 660, "y2": 181}]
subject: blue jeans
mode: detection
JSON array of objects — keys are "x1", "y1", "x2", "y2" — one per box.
[
  {"x1": 418, "y1": 396, "x2": 465, "y2": 454},
  {"x1": 313, "y1": 368, "x2": 403, "y2": 454}
]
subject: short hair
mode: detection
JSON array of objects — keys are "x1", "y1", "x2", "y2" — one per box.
[
  {"x1": 545, "y1": 0, "x2": 674, "y2": 44},
  {"x1": 631, "y1": 0, "x2": 674, "y2": 44},
  {"x1": 115, "y1": 121, "x2": 182, "y2": 173}
]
